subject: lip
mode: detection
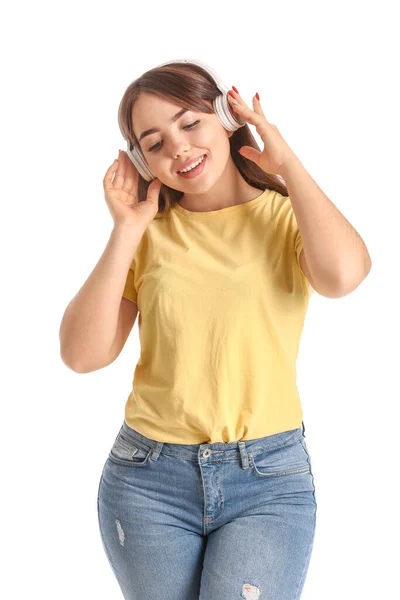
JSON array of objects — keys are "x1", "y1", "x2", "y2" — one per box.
[
  {"x1": 176, "y1": 154, "x2": 206, "y2": 172},
  {"x1": 177, "y1": 154, "x2": 207, "y2": 180}
]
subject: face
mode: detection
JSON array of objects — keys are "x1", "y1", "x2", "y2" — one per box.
[{"x1": 131, "y1": 92, "x2": 233, "y2": 192}]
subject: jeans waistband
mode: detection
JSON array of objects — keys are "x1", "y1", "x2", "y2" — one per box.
[{"x1": 119, "y1": 420, "x2": 306, "y2": 462}]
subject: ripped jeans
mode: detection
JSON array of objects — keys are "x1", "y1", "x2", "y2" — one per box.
[{"x1": 97, "y1": 420, "x2": 317, "y2": 600}]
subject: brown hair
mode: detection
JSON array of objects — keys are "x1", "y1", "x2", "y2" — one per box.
[{"x1": 118, "y1": 62, "x2": 289, "y2": 213}]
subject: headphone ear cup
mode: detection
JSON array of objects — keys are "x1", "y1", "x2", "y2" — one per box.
[
  {"x1": 213, "y1": 91, "x2": 247, "y2": 131},
  {"x1": 127, "y1": 142, "x2": 155, "y2": 181}
]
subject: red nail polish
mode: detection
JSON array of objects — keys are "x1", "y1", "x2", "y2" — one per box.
[
  {"x1": 232, "y1": 86, "x2": 239, "y2": 94},
  {"x1": 256, "y1": 92, "x2": 260, "y2": 101},
  {"x1": 228, "y1": 90, "x2": 235, "y2": 98}
]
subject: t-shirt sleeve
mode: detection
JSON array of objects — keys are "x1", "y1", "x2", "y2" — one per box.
[
  {"x1": 122, "y1": 260, "x2": 138, "y2": 304},
  {"x1": 294, "y1": 226, "x2": 315, "y2": 298}
]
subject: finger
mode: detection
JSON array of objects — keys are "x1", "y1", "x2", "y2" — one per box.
[
  {"x1": 228, "y1": 93, "x2": 257, "y2": 123},
  {"x1": 229, "y1": 89, "x2": 254, "y2": 114},
  {"x1": 228, "y1": 89, "x2": 246, "y2": 110},
  {"x1": 253, "y1": 95, "x2": 269, "y2": 123},
  {"x1": 112, "y1": 150, "x2": 126, "y2": 189},
  {"x1": 103, "y1": 159, "x2": 119, "y2": 190},
  {"x1": 146, "y1": 178, "x2": 162, "y2": 201},
  {"x1": 229, "y1": 88, "x2": 244, "y2": 104},
  {"x1": 119, "y1": 150, "x2": 137, "y2": 193}
]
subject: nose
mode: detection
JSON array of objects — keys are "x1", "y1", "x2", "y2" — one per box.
[{"x1": 168, "y1": 132, "x2": 191, "y2": 159}]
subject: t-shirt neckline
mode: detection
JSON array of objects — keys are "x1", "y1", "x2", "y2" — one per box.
[{"x1": 171, "y1": 188, "x2": 270, "y2": 219}]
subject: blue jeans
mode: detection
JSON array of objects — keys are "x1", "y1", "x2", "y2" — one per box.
[{"x1": 97, "y1": 420, "x2": 317, "y2": 600}]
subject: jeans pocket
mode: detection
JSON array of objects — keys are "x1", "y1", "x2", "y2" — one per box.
[
  {"x1": 108, "y1": 432, "x2": 153, "y2": 468},
  {"x1": 249, "y1": 437, "x2": 311, "y2": 478}
]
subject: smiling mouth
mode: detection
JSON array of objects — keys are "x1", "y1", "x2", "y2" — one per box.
[
  {"x1": 176, "y1": 154, "x2": 207, "y2": 178},
  {"x1": 176, "y1": 154, "x2": 206, "y2": 173}
]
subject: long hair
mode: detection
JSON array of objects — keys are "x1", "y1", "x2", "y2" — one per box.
[{"x1": 118, "y1": 62, "x2": 289, "y2": 213}]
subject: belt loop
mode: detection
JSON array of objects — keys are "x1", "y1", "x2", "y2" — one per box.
[
  {"x1": 238, "y1": 441, "x2": 250, "y2": 469},
  {"x1": 302, "y1": 421, "x2": 306, "y2": 437},
  {"x1": 150, "y1": 441, "x2": 164, "y2": 461}
]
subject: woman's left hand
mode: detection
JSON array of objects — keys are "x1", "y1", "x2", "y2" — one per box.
[{"x1": 228, "y1": 89, "x2": 298, "y2": 176}]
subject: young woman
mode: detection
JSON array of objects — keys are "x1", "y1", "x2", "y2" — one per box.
[{"x1": 59, "y1": 59, "x2": 371, "y2": 599}]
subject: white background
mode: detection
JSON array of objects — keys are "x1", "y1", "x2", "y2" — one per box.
[{"x1": 2, "y1": 0, "x2": 398, "y2": 598}]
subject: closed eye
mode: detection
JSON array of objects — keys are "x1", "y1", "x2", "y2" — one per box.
[{"x1": 148, "y1": 121, "x2": 200, "y2": 152}]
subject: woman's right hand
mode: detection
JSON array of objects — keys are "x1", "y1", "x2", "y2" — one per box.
[{"x1": 103, "y1": 149, "x2": 162, "y2": 229}]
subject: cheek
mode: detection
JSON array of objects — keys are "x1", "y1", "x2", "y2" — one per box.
[
  {"x1": 212, "y1": 132, "x2": 232, "y2": 160},
  {"x1": 199, "y1": 128, "x2": 229, "y2": 155},
  {"x1": 193, "y1": 129, "x2": 212, "y2": 149}
]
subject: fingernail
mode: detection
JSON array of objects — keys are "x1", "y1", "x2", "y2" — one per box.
[
  {"x1": 232, "y1": 86, "x2": 239, "y2": 94},
  {"x1": 256, "y1": 92, "x2": 260, "y2": 101}
]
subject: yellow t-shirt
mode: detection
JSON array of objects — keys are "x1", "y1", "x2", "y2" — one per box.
[{"x1": 122, "y1": 188, "x2": 314, "y2": 444}]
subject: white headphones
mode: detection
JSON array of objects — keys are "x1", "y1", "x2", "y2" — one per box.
[{"x1": 125, "y1": 58, "x2": 247, "y2": 181}]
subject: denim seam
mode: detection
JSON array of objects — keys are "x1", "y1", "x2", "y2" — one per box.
[{"x1": 250, "y1": 462, "x2": 311, "y2": 478}]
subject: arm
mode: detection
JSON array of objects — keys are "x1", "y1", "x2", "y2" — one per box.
[
  {"x1": 280, "y1": 155, "x2": 372, "y2": 297},
  {"x1": 59, "y1": 225, "x2": 143, "y2": 373}
]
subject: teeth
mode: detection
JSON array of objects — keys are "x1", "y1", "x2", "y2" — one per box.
[{"x1": 178, "y1": 155, "x2": 205, "y2": 173}]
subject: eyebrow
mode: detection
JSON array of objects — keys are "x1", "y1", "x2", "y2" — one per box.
[{"x1": 138, "y1": 108, "x2": 188, "y2": 142}]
